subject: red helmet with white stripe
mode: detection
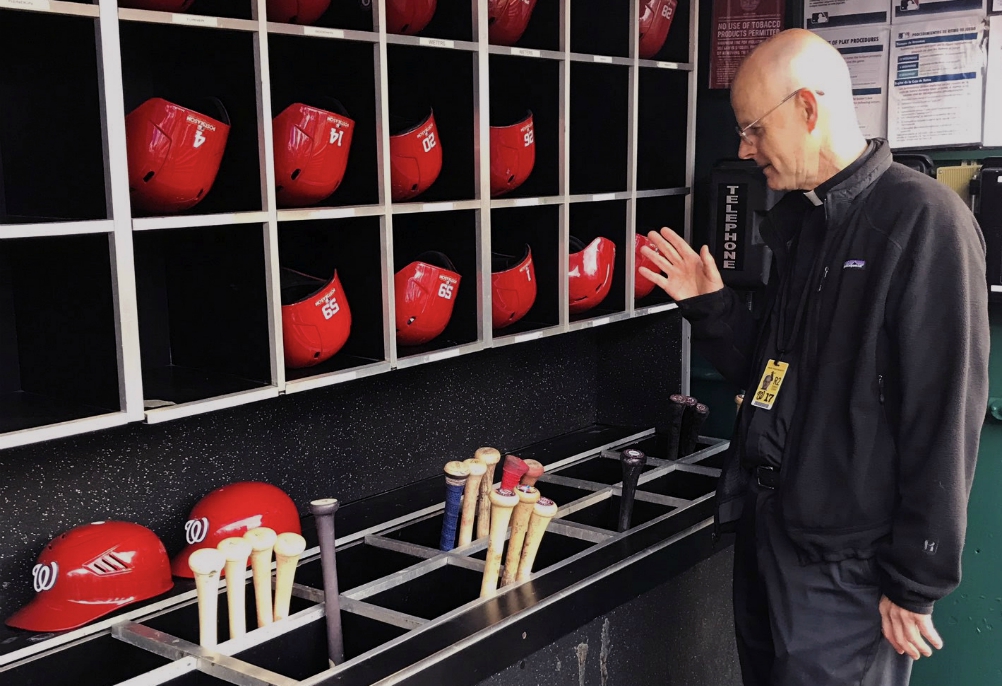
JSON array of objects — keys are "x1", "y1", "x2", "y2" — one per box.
[
  {"x1": 170, "y1": 482, "x2": 302, "y2": 578},
  {"x1": 492, "y1": 245, "x2": 537, "y2": 329},
  {"x1": 126, "y1": 97, "x2": 230, "y2": 215},
  {"x1": 395, "y1": 251, "x2": 461, "y2": 345},
  {"x1": 490, "y1": 111, "x2": 536, "y2": 198},
  {"x1": 386, "y1": 0, "x2": 437, "y2": 35},
  {"x1": 488, "y1": 0, "x2": 538, "y2": 46},
  {"x1": 639, "y1": 0, "x2": 678, "y2": 59},
  {"x1": 5, "y1": 521, "x2": 173, "y2": 632},
  {"x1": 273, "y1": 99, "x2": 355, "y2": 208},
  {"x1": 390, "y1": 110, "x2": 443, "y2": 202},
  {"x1": 281, "y1": 268, "x2": 352, "y2": 369},
  {"x1": 634, "y1": 233, "x2": 660, "y2": 298},
  {"x1": 568, "y1": 235, "x2": 616, "y2": 314}
]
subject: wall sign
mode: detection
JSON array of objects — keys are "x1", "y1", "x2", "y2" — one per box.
[{"x1": 710, "y1": 0, "x2": 786, "y2": 89}]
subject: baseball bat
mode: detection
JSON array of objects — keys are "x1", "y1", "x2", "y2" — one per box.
[
  {"x1": 666, "y1": 394, "x2": 689, "y2": 461},
  {"x1": 501, "y1": 485, "x2": 541, "y2": 586},
  {"x1": 515, "y1": 498, "x2": 559, "y2": 582},
  {"x1": 273, "y1": 532, "x2": 306, "y2": 621},
  {"x1": 216, "y1": 537, "x2": 252, "y2": 640},
  {"x1": 310, "y1": 498, "x2": 345, "y2": 667},
  {"x1": 499, "y1": 454, "x2": 528, "y2": 491},
  {"x1": 680, "y1": 402, "x2": 710, "y2": 457},
  {"x1": 618, "y1": 448, "x2": 648, "y2": 533},
  {"x1": 188, "y1": 547, "x2": 225, "y2": 649},
  {"x1": 458, "y1": 457, "x2": 487, "y2": 546},
  {"x1": 244, "y1": 526, "x2": 277, "y2": 628},
  {"x1": 480, "y1": 487, "x2": 520, "y2": 598},
  {"x1": 440, "y1": 461, "x2": 471, "y2": 551},
  {"x1": 475, "y1": 447, "x2": 502, "y2": 540},
  {"x1": 520, "y1": 459, "x2": 545, "y2": 487}
]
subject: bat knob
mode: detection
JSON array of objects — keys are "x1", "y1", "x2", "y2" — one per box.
[
  {"x1": 189, "y1": 547, "x2": 226, "y2": 576},
  {"x1": 490, "y1": 488, "x2": 520, "y2": 508},
  {"x1": 521, "y1": 459, "x2": 545, "y2": 487},
  {"x1": 244, "y1": 526, "x2": 278, "y2": 552},
  {"x1": 310, "y1": 498, "x2": 340, "y2": 517},
  {"x1": 500, "y1": 455, "x2": 529, "y2": 491},
  {"x1": 463, "y1": 457, "x2": 487, "y2": 476},
  {"x1": 217, "y1": 537, "x2": 253, "y2": 563},
  {"x1": 533, "y1": 497, "x2": 559, "y2": 518},
  {"x1": 275, "y1": 532, "x2": 307, "y2": 559},
  {"x1": 621, "y1": 448, "x2": 647, "y2": 466},
  {"x1": 474, "y1": 447, "x2": 502, "y2": 466}
]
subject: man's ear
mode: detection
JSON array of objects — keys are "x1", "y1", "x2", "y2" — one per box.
[{"x1": 800, "y1": 90, "x2": 820, "y2": 133}]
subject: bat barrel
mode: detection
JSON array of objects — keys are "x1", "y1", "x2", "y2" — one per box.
[{"x1": 310, "y1": 498, "x2": 345, "y2": 666}]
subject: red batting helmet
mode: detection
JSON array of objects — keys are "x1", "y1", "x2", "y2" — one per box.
[
  {"x1": 266, "y1": 0, "x2": 331, "y2": 24},
  {"x1": 273, "y1": 99, "x2": 355, "y2": 208},
  {"x1": 119, "y1": 0, "x2": 194, "y2": 10},
  {"x1": 126, "y1": 97, "x2": 230, "y2": 215},
  {"x1": 488, "y1": 0, "x2": 538, "y2": 46},
  {"x1": 390, "y1": 110, "x2": 443, "y2": 202},
  {"x1": 5, "y1": 521, "x2": 173, "y2": 633},
  {"x1": 569, "y1": 235, "x2": 616, "y2": 314},
  {"x1": 281, "y1": 268, "x2": 352, "y2": 369},
  {"x1": 385, "y1": 0, "x2": 437, "y2": 35},
  {"x1": 395, "y1": 251, "x2": 461, "y2": 346},
  {"x1": 171, "y1": 482, "x2": 302, "y2": 578},
  {"x1": 638, "y1": 0, "x2": 677, "y2": 59},
  {"x1": 490, "y1": 111, "x2": 536, "y2": 198},
  {"x1": 492, "y1": 245, "x2": 536, "y2": 329},
  {"x1": 634, "y1": 233, "x2": 660, "y2": 298}
]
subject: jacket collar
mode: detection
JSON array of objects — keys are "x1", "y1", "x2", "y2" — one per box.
[{"x1": 760, "y1": 138, "x2": 893, "y2": 269}]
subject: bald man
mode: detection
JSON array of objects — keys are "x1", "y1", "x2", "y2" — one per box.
[{"x1": 640, "y1": 29, "x2": 989, "y2": 686}]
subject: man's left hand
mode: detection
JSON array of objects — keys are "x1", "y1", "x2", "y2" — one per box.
[{"x1": 879, "y1": 595, "x2": 944, "y2": 660}]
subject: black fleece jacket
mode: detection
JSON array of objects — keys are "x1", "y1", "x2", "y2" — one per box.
[{"x1": 679, "y1": 139, "x2": 990, "y2": 614}]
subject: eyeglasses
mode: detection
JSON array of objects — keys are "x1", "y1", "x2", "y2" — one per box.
[{"x1": 734, "y1": 88, "x2": 824, "y2": 144}]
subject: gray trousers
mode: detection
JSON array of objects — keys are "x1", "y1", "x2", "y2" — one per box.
[{"x1": 733, "y1": 478, "x2": 914, "y2": 686}]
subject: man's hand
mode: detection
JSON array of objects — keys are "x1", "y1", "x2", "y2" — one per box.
[
  {"x1": 638, "y1": 227, "x2": 724, "y2": 301},
  {"x1": 879, "y1": 595, "x2": 943, "y2": 660}
]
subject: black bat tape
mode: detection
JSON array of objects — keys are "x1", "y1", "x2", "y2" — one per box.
[
  {"x1": 310, "y1": 498, "x2": 345, "y2": 666},
  {"x1": 618, "y1": 449, "x2": 647, "y2": 533}
]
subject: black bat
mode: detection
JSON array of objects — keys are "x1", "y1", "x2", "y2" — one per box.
[{"x1": 618, "y1": 448, "x2": 648, "y2": 532}]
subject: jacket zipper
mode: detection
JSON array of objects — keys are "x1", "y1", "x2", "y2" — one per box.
[
  {"x1": 878, "y1": 375, "x2": 885, "y2": 404},
  {"x1": 818, "y1": 266, "x2": 829, "y2": 292}
]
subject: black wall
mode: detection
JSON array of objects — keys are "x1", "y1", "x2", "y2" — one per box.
[{"x1": 0, "y1": 313, "x2": 682, "y2": 620}]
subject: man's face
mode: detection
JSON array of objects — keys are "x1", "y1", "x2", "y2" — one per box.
[{"x1": 732, "y1": 83, "x2": 812, "y2": 191}]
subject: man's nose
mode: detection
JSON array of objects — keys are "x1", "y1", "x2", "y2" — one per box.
[{"x1": 738, "y1": 137, "x2": 756, "y2": 160}]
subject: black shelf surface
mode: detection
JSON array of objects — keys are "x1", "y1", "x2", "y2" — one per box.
[
  {"x1": 0, "y1": 633, "x2": 171, "y2": 686},
  {"x1": 469, "y1": 530, "x2": 595, "y2": 572},
  {"x1": 0, "y1": 392, "x2": 116, "y2": 435},
  {"x1": 553, "y1": 455, "x2": 658, "y2": 485},
  {"x1": 569, "y1": 63, "x2": 629, "y2": 195},
  {"x1": 0, "y1": 11, "x2": 108, "y2": 223},
  {"x1": 119, "y1": 22, "x2": 263, "y2": 217},
  {"x1": 141, "y1": 365, "x2": 271, "y2": 407},
  {"x1": 514, "y1": 424, "x2": 647, "y2": 466},
  {"x1": 366, "y1": 563, "x2": 484, "y2": 621},
  {"x1": 296, "y1": 541, "x2": 427, "y2": 593}
]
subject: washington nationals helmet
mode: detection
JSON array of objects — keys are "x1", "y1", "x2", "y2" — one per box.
[
  {"x1": 390, "y1": 110, "x2": 443, "y2": 202},
  {"x1": 634, "y1": 233, "x2": 660, "y2": 298},
  {"x1": 119, "y1": 0, "x2": 194, "y2": 10},
  {"x1": 492, "y1": 245, "x2": 536, "y2": 329},
  {"x1": 490, "y1": 111, "x2": 535, "y2": 198},
  {"x1": 385, "y1": 0, "x2": 436, "y2": 35},
  {"x1": 281, "y1": 268, "x2": 352, "y2": 369},
  {"x1": 488, "y1": 0, "x2": 537, "y2": 46},
  {"x1": 273, "y1": 99, "x2": 355, "y2": 208},
  {"x1": 638, "y1": 0, "x2": 677, "y2": 59},
  {"x1": 126, "y1": 97, "x2": 230, "y2": 215},
  {"x1": 266, "y1": 0, "x2": 331, "y2": 24},
  {"x1": 171, "y1": 482, "x2": 302, "y2": 578},
  {"x1": 568, "y1": 235, "x2": 616, "y2": 314},
  {"x1": 5, "y1": 521, "x2": 173, "y2": 632},
  {"x1": 395, "y1": 251, "x2": 461, "y2": 345}
]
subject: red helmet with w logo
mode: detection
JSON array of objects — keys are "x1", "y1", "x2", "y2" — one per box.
[
  {"x1": 6, "y1": 521, "x2": 173, "y2": 632},
  {"x1": 170, "y1": 482, "x2": 302, "y2": 578}
]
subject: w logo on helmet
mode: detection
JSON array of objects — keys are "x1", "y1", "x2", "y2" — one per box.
[
  {"x1": 32, "y1": 562, "x2": 58, "y2": 593},
  {"x1": 185, "y1": 517, "x2": 209, "y2": 545}
]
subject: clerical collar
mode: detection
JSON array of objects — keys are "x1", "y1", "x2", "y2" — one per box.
[
  {"x1": 801, "y1": 140, "x2": 877, "y2": 208},
  {"x1": 803, "y1": 189, "x2": 823, "y2": 206}
]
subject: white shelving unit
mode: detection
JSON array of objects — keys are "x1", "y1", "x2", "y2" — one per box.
[{"x1": 0, "y1": 0, "x2": 698, "y2": 449}]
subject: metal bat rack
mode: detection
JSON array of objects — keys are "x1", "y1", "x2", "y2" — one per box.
[{"x1": 0, "y1": 425, "x2": 729, "y2": 686}]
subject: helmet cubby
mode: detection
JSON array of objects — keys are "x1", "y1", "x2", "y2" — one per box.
[{"x1": 567, "y1": 199, "x2": 627, "y2": 324}]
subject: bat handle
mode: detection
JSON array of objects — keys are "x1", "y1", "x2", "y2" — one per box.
[
  {"x1": 480, "y1": 488, "x2": 519, "y2": 598},
  {"x1": 475, "y1": 447, "x2": 502, "y2": 540},
  {"x1": 244, "y1": 527, "x2": 277, "y2": 628},
  {"x1": 439, "y1": 461, "x2": 470, "y2": 551},
  {"x1": 458, "y1": 458, "x2": 486, "y2": 547},
  {"x1": 217, "y1": 537, "x2": 252, "y2": 641},
  {"x1": 273, "y1": 533, "x2": 306, "y2": 621},
  {"x1": 501, "y1": 486, "x2": 540, "y2": 587},
  {"x1": 515, "y1": 498, "x2": 559, "y2": 582},
  {"x1": 618, "y1": 449, "x2": 647, "y2": 533},
  {"x1": 189, "y1": 548, "x2": 225, "y2": 649},
  {"x1": 310, "y1": 498, "x2": 345, "y2": 667}
]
